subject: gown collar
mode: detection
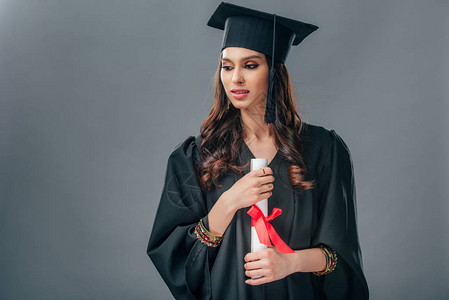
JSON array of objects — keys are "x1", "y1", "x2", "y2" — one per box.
[{"x1": 241, "y1": 140, "x2": 281, "y2": 170}]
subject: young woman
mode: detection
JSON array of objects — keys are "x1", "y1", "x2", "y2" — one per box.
[{"x1": 148, "y1": 3, "x2": 368, "y2": 299}]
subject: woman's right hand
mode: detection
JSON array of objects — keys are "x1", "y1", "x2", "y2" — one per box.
[
  {"x1": 222, "y1": 167, "x2": 275, "y2": 212},
  {"x1": 207, "y1": 167, "x2": 274, "y2": 236}
]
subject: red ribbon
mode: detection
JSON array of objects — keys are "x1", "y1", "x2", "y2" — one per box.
[{"x1": 247, "y1": 205, "x2": 294, "y2": 254}]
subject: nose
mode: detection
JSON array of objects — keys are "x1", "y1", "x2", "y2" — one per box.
[{"x1": 231, "y1": 67, "x2": 244, "y2": 85}]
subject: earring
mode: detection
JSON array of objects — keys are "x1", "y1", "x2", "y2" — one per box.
[{"x1": 227, "y1": 100, "x2": 230, "y2": 111}]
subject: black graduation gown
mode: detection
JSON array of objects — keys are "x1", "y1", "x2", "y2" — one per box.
[{"x1": 147, "y1": 123, "x2": 369, "y2": 300}]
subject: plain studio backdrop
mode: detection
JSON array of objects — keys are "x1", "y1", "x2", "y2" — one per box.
[{"x1": 1, "y1": 0, "x2": 448, "y2": 299}]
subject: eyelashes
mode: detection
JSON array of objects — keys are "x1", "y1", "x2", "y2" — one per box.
[
  {"x1": 245, "y1": 64, "x2": 259, "y2": 70},
  {"x1": 221, "y1": 64, "x2": 260, "y2": 71}
]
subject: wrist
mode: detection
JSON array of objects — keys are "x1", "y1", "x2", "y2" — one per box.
[
  {"x1": 207, "y1": 191, "x2": 237, "y2": 236},
  {"x1": 292, "y1": 251, "x2": 304, "y2": 273},
  {"x1": 293, "y1": 248, "x2": 327, "y2": 273},
  {"x1": 218, "y1": 191, "x2": 238, "y2": 214}
]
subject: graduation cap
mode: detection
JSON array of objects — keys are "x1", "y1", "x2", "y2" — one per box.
[{"x1": 207, "y1": 2, "x2": 318, "y2": 124}]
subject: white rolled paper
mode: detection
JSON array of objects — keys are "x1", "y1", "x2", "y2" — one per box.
[{"x1": 250, "y1": 158, "x2": 268, "y2": 254}]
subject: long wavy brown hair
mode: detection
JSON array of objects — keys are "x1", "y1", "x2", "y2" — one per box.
[{"x1": 198, "y1": 54, "x2": 314, "y2": 191}]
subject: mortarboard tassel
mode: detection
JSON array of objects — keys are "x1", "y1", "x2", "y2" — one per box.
[
  {"x1": 264, "y1": 68, "x2": 276, "y2": 124},
  {"x1": 264, "y1": 14, "x2": 277, "y2": 124}
]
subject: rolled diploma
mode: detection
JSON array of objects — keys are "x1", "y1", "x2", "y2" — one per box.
[{"x1": 250, "y1": 158, "x2": 268, "y2": 254}]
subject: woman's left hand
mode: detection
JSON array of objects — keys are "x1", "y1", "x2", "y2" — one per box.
[{"x1": 244, "y1": 247, "x2": 298, "y2": 285}]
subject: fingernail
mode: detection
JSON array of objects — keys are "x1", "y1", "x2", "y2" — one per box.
[{"x1": 245, "y1": 280, "x2": 250, "y2": 284}]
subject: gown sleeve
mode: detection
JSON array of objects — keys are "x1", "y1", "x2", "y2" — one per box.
[
  {"x1": 147, "y1": 136, "x2": 218, "y2": 300},
  {"x1": 312, "y1": 130, "x2": 369, "y2": 300}
]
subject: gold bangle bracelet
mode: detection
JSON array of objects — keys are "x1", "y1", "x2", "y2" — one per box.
[
  {"x1": 199, "y1": 218, "x2": 223, "y2": 239},
  {"x1": 313, "y1": 245, "x2": 338, "y2": 276},
  {"x1": 194, "y1": 218, "x2": 223, "y2": 247}
]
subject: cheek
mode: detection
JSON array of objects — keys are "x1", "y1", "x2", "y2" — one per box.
[
  {"x1": 220, "y1": 72, "x2": 231, "y2": 89},
  {"x1": 258, "y1": 73, "x2": 268, "y2": 90},
  {"x1": 256, "y1": 73, "x2": 268, "y2": 91}
]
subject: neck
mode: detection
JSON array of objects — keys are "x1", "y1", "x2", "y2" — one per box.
[{"x1": 240, "y1": 108, "x2": 274, "y2": 142}]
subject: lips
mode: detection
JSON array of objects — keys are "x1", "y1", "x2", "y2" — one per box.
[
  {"x1": 231, "y1": 89, "x2": 250, "y2": 99},
  {"x1": 231, "y1": 89, "x2": 249, "y2": 94}
]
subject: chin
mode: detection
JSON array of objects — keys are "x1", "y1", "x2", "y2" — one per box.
[
  {"x1": 229, "y1": 101, "x2": 247, "y2": 110},
  {"x1": 231, "y1": 100, "x2": 266, "y2": 113}
]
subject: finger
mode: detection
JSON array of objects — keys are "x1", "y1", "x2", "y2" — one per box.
[
  {"x1": 263, "y1": 167, "x2": 273, "y2": 176},
  {"x1": 259, "y1": 183, "x2": 274, "y2": 193},
  {"x1": 244, "y1": 251, "x2": 261, "y2": 262},
  {"x1": 255, "y1": 167, "x2": 273, "y2": 177},
  {"x1": 244, "y1": 260, "x2": 265, "y2": 271},
  {"x1": 245, "y1": 276, "x2": 270, "y2": 286},
  {"x1": 258, "y1": 175, "x2": 275, "y2": 185},
  {"x1": 245, "y1": 268, "x2": 267, "y2": 278},
  {"x1": 245, "y1": 249, "x2": 271, "y2": 262},
  {"x1": 259, "y1": 190, "x2": 272, "y2": 200}
]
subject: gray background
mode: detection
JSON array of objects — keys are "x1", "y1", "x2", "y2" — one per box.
[{"x1": 1, "y1": 0, "x2": 448, "y2": 299}]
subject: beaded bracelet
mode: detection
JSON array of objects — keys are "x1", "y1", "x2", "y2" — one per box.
[
  {"x1": 313, "y1": 244, "x2": 338, "y2": 276},
  {"x1": 194, "y1": 218, "x2": 223, "y2": 247}
]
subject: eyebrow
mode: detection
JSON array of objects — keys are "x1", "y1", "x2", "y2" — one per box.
[{"x1": 221, "y1": 55, "x2": 263, "y2": 63}]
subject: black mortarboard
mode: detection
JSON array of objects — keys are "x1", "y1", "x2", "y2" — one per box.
[{"x1": 207, "y1": 2, "x2": 318, "y2": 124}]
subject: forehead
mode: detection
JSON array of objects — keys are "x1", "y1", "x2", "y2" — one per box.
[{"x1": 221, "y1": 47, "x2": 266, "y2": 61}]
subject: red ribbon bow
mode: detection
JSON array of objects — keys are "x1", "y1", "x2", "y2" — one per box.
[{"x1": 247, "y1": 205, "x2": 294, "y2": 254}]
